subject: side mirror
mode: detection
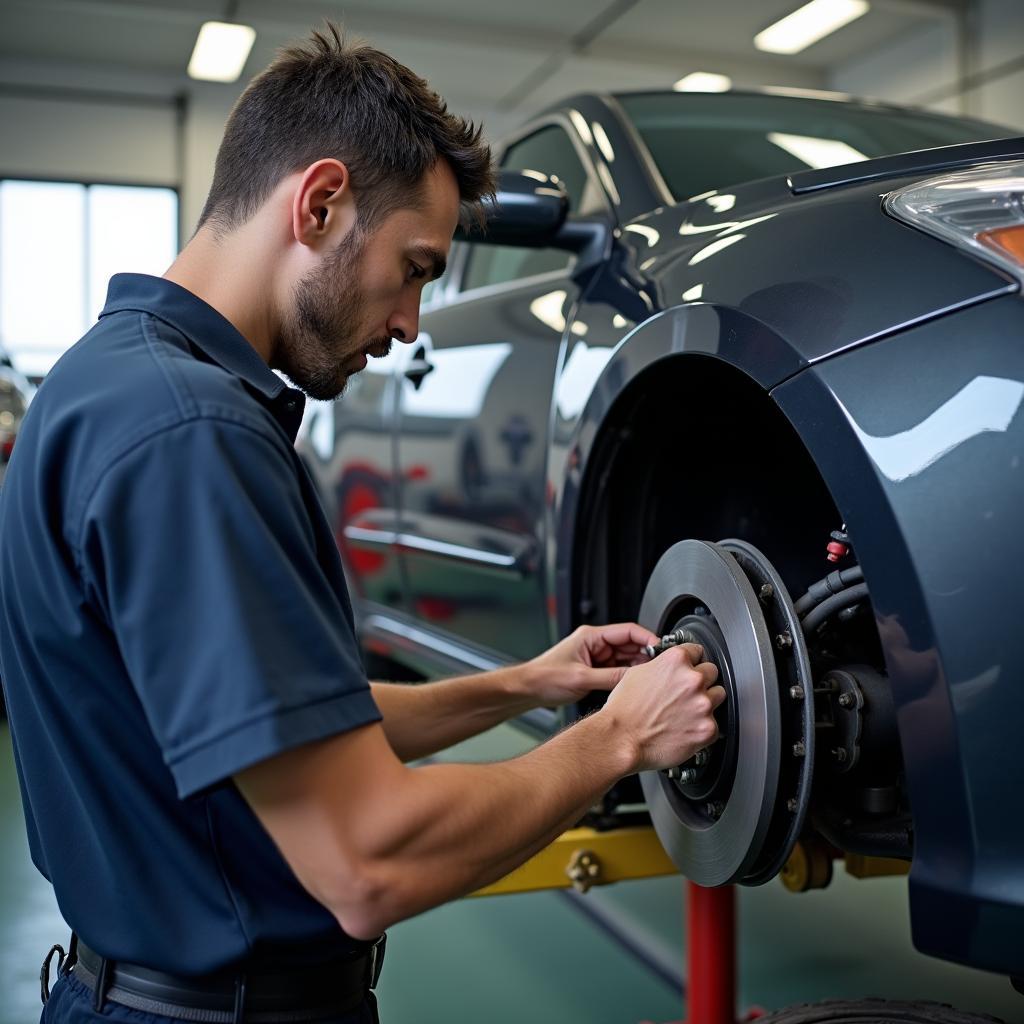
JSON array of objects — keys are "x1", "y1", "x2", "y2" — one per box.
[{"x1": 457, "y1": 169, "x2": 569, "y2": 248}]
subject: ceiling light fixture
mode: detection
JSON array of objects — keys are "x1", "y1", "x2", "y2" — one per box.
[
  {"x1": 755, "y1": 0, "x2": 869, "y2": 55},
  {"x1": 188, "y1": 21, "x2": 256, "y2": 82},
  {"x1": 673, "y1": 72, "x2": 732, "y2": 93}
]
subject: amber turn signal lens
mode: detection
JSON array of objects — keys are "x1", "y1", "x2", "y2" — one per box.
[{"x1": 978, "y1": 224, "x2": 1024, "y2": 266}]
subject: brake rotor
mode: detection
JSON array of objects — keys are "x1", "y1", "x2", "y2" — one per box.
[{"x1": 637, "y1": 538, "x2": 814, "y2": 886}]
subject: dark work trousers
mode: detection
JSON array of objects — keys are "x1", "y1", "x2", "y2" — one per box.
[{"x1": 42, "y1": 973, "x2": 381, "y2": 1024}]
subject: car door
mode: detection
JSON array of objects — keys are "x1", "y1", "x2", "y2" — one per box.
[{"x1": 394, "y1": 121, "x2": 613, "y2": 663}]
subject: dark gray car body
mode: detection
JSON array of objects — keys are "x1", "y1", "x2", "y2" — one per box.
[{"x1": 298, "y1": 91, "x2": 1024, "y2": 978}]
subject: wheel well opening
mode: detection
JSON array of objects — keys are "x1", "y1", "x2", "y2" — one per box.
[{"x1": 573, "y1": 356, "x2": 846, "y2": 628}]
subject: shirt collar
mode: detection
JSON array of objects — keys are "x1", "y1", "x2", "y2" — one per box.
[{"x1": 99, "y1": 273, "x2": 306, "y2": 439}]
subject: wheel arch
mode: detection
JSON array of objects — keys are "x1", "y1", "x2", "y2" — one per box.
[{"x1": 552, "y1": 302, "x2": 840, "y2": 638}]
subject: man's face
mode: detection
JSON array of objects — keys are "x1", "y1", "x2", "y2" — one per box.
[{"x1": 276, "y1": 161, "x2": 461, "y2": 401}]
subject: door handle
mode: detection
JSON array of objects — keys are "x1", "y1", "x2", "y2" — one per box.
[{"x1": 404, "y1": 348, "x2": 434, "y2": 390}]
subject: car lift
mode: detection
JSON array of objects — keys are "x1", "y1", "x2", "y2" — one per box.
[{"x1": 470, "y1": 826, "x2": 909, "y2": 1024}]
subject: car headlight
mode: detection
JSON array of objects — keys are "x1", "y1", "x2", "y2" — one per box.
[{"x1": 885, "y1": 160, "x2": 1024, "y2": 287}]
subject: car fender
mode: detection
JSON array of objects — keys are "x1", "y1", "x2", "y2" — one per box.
[{"x1": 776, "y1": 292, "x2": 1024, "y2": 976}]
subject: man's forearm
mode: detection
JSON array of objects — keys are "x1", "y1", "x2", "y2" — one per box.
[
  {"x1": 371, "y1": 667, "x2": 541, "y2": 761},
  {"x1": 239, "y1": 642, "x2": 719, "y2": 942},
  {"x1": 342, "y1": 708, "x2": 636, "y2": 936}
]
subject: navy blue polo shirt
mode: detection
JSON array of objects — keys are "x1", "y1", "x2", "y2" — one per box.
[{"x1": 0, "y1": 274, "x2": 382, "y2": 975}]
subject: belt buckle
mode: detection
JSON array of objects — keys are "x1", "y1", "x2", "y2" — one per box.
[{"x1": 366, "y1": 933, "x2": 386, "y2": 990}]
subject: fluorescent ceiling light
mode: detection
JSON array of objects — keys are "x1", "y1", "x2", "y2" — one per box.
[
  {"x1": 768, "y1": 132, "x2": 868, "y2": 169},
  {"x1": 188, "y1": 21, "x2": 256, "y2": 82},
  {"x1": 674, "y1": 72, "x2": 732, "y2": 93},
  {"x1": 755, "y1": 0, "x2": 869, "y2": 55}
]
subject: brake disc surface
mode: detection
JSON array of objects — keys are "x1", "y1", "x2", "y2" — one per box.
[
  {"x1": 719, "y1": 538, "x2": 816, "y2": 885},
  {"x1": 638, "y1": 539, "x2": 781, "y2": 886}
]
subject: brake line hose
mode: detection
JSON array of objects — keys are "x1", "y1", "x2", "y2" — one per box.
[
  {"x1": 793, "y1": 565, "x2": 864, "y2": 617},
  {"x1": 800, "y1": 582, "x2": 870, "y2": 633}
]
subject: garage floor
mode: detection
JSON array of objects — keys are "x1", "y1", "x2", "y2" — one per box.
[{"x1": 2, "y1": 722, "x2": 1021, "y2": 1024}]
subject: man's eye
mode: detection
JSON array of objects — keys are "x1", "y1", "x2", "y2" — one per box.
[{"x1": 408, "y1": 263, "x2": 427, "y2": 281}]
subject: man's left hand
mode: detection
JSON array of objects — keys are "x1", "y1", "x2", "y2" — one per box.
[{"x1": 524, "y1": 623, "x2": 660, "y2": 707}]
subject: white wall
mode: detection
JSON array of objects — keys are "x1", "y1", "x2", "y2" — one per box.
[
  {"x1": 830, "y1": 0, "x2": 1024, "y2": 131},
  {"x1": 0, "y1": 53, "x2": 248, "y2": 244},
  {"x1": 179, "y1": 85, "x2": 243, "y2": 239},
  {"x1": 0, "y1": 93, "x2": 179, "y2": 187}
]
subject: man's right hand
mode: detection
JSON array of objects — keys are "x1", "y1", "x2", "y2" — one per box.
[{"x1": 601, "y1": 642, "x2": 725, "y2": 772}]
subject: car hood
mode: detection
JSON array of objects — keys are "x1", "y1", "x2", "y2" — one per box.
[{"x1": 611, "y1": 143, "x2": 1023, "y2": 380}]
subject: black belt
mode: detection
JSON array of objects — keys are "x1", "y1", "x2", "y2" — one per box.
[{"x1": 43, "y1": 933, "x2": 385, "y2": 1023}]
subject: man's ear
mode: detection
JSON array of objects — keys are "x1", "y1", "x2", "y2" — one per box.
[{"x1": 292, "y1": 159, "x2": 357, "y2": 248}]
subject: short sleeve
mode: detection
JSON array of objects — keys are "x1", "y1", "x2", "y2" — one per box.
[{"x1": 77, "y1": 416, "x2": 381, "y2": 798}]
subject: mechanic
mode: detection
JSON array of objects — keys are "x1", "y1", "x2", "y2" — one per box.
[{"x1": 0, "y1": 25, "x2": 725, "y2": 1024}]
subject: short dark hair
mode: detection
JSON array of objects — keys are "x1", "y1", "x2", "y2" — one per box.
[{"x1": 198, "y1": 23, "x2": 495, "y2": 234}]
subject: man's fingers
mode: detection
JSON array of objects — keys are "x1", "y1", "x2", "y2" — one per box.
[
  {"x1": 695, "y1": 661, "x2": 720, "y2": 688},
  {"x1": 593, "y1": 622, "x2": 660, "y2": 652},
  {"x1": 584, "y1": 666, "x2": 629, "y2": 692},
  {"x1": 675, "y1": 642, "x2": 706, "y2": 666},
  {"x1": 708, "y1": 684, "x2": 727, "y2": 710}
]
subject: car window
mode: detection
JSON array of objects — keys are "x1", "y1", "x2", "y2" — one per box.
[{"x1": 461, "y1": 125, "x2": 595, "y2": 292}]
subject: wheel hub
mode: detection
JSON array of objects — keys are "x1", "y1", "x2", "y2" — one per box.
[
  {"x1": 638, "y1": 539, "x2": 814, "y2": 886},
  {"x1": 661, "y1": 612, "x2": 738, "y2": 806}
]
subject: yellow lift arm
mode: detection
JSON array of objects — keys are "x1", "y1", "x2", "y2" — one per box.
[
  {"x1": 470, "y1": 826, "x2": 678, "y2": 897},
  {"x1": 470, "y1": 827, "x2": 910, "y2": 898}
]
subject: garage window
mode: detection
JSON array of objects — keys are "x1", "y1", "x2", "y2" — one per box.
[{"x1": 0, "y1": 179, "x2": 178, "y2": 378}]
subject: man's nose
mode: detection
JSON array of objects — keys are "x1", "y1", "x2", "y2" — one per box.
[{"x1": 387, "y1": 304, "x2": 419, "y2": 345}]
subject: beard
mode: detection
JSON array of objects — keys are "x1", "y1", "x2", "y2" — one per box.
[{"x1": 275, "y1": 227, "x2": 392, "y2": 401}]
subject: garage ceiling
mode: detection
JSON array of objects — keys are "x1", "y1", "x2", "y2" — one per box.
[{"x1": 0, "y1": 0, "x2": 967, "y2": 137}]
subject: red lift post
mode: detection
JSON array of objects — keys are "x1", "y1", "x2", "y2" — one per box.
[{"x1": 685, "y1": 882, "x2": 737, "y2": 1024}]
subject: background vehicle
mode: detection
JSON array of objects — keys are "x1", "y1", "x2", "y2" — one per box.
[
  {"x1": 297, "y1": 89, "x2": 1024, "y2": 992},
  {"x1": 0, "y1": 349, "x2": 33, "y2": 490},
  {"x1": 0, "y1": 347, "x2": 34, "y2": 718}
]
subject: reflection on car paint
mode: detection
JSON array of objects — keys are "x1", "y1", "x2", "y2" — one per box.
[
  {"x1": 556, "y1": 342, "x2": 614, "y2": 421},
  {"x1": 401, "y1": 343, "x2": 513, "y2": 419},
  {"x1": 842, "y1": 375, "x2": 1024, "y2": 483}
]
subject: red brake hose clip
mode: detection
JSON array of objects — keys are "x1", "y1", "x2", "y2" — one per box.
[{"x1": 826, "y1": 525, "x2": 851, "y2": 564}]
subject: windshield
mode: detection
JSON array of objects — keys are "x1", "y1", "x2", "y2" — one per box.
[{"x1": 617, "y1": 91, "x2": 1014, "y2": 202}]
